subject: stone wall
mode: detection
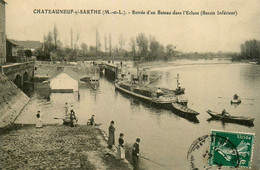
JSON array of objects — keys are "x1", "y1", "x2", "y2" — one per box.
[
  {"x1": 0, "y1": 1, "x2": 6, "y2": 64},
  {"x1": 0, "y1": 73, "x2": 30, "y2": 128}
]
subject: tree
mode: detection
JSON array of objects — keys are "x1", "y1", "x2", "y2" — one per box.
[
  {"x1": 53, "y1": 24, "x2": 58, "y2": 50},
  {"x1": 166, "y1": 44, "x2": 177, "y2": 57},
  {"x1": 239, "y1": 39, "x2": 260, "y2": 60},
  {"x1": 81, "y1": 43, "x2": 88, "y2": 54},
  {"x1": 136, "y1": 33, "x2": 148, "y2": 60},
  {"x1": 118, "y1": 34, "x2": 125, "y2": 51},
  {"x1": 149, "y1": 37, "x2": 160, "y2": 61},
  {"x1": 129, "y1": 37, "x2": 137, "y2": 60},
  {"x1": 43, "y1": 31, "x2": 55, "y2": 55},
  {"x1": 24, "y1": 49, "x2": 32, "y2": 58}
]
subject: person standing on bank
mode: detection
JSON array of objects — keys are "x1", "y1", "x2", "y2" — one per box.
[
  {"x1": 108, "y1": 121, "x2": 115, "y2": 148},
  {"x1": 70, "y1": 105, "x2": 78, "y2": 127},
  {"x1": 117, "y1": 133, "x2": 125, "y2": 160},
  {"x1": 64, "y1": 102, "x2": 69, "y2": 117},
  {"x1": 132, "y1": 138, "x2": 140, "y2": 170},
  {"x1": 36, "y1": 111, "x2": 43, "y2": 128}
]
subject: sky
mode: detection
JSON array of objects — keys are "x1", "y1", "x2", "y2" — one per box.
[{"x1": 5, "y1": 0, "x2": 260, "y2": 53}]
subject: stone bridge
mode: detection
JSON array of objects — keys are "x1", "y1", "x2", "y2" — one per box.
[{"x1": 0, "y1": 61, "x2": 34, "y2": 89}]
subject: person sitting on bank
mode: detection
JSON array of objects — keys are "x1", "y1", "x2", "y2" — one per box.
[
  {"x1": 70, "y1": 105, "x2": 78, "y2": 127},
  {"x1": 36, "y1": 111, "x2": 43, "y2": 128},
  {"x1": 156, "y1": 88, "x2": 164, "y2": 98},
  {"x1": 89, "y1": 115, "x2": 95, "y2": 126},
  {"x1": 117, "y1": 133, "x2": 125, "y2": 160},
  {"x1": 221, "y1": 109, "x2": 230, "y2": 116},
  {"x1": 233, "y1": 94, "x2": 239, "y2": 100}
]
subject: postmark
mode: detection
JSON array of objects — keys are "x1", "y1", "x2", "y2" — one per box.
[
  {"x1": 187, "y1": 130, "x2": 255, "y2": 169},
  {"x1": 209, "y1": 130, "x2": 255, "y2": 168}
]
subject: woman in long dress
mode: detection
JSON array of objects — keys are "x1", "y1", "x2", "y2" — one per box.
[
  {"x1": 108, "y1": 121, "x2": 115, "y2": 148},
  {"x1": 117, "y1": 133, "x2": 125, "y2": 160},
  {"x1": 36, "y1": 111, "x2": 43, "y2": 128}
]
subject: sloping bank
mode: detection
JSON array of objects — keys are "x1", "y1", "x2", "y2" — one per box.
[
  {"x1": 0, "y1": 124, "x2": 132, "y2": 170},
  {"x1": 0, "y1": 74, "x2": 30, "y2": 129}
]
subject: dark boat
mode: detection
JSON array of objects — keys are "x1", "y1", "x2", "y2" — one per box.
[
  {"x1": 173, "y1": 88, "x2": 185, "y2": 95},
  {"x1": 231, "y1": 98, "x2": 241, "y2": 104},
  {"x1": 115, "y1": 81, "x2": 188, "y2": 110},
  {"x1": 206, "y1": 110, "x2": 254, "y2": 125},
  {"x1": 172, "y1": 103, "x2": 200, "y2": 118},
  {"x1": 174, "y1": 73, "x2": 185, "y2": 95}
]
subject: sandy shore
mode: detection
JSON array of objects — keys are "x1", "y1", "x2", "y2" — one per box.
[{"x1": 0, "y1": 124, "x2": 132, "y2": 170}]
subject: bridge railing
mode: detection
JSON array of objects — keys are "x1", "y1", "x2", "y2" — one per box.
[{"x1": 1, "y1": 61, "x2": 34, "y2": 76}]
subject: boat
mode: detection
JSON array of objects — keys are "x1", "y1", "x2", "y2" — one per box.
[
  {"x1": 115, "y1": 81, "x2": 188, "y2": 110},
  {"x1": 174, "y1": 73, "x2": 185, "y2": 95},
  {"x1": 206, "y1": 110, "x2": 254, "y2": 125},
  {"x1": 63, "y1": 116, "x2": 71, "y2": 125},
  {"x1": 172, "y1": 103, "x2": 199, "y2": 118},
  {"x1": 231, "y1": 98, "x2": 241, "y2": 104},
  {"x1": 173, "y1": 87, "x2": 185, "y2": 95}
]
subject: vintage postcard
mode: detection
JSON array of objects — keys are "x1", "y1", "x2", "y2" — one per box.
[{"x1": 0, "y1": 0, "x2": 259, "y2": 169}]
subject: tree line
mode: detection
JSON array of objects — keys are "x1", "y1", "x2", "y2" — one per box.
[
  {"x1": 35, "y1": 25, "x2": 178, "y2": 62},
  {"x1": 232, "y1": 39, "x2": 260, "y2": 63}
]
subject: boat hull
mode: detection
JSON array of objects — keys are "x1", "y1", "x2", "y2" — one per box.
[
  {"x1": 171, "y1": 103, "x2": 199, "y2": 118},
  {"x1": 206, "y1": 110, "x2": 254, "y2": 125},
  {"x1": 115, "y1": 83, "x2": 175, "y2": 110},
  {"x1": 173, "y1": 88, "x2": 185, "y2": 95},
  {"x1": 230, "y1": 99, "x2": 241, "y2": 104}
]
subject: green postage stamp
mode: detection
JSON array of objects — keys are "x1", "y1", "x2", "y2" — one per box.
[{"x1": 209, "y1": 130, "x2": 255, "y2": 168}]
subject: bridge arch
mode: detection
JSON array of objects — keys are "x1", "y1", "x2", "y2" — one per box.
[
  {"x1": 14, "y1": 74, "x2": 22, "y2": 89},
  {"x1": 23, "y1": 71, "x2": 29, "y2": 82}
]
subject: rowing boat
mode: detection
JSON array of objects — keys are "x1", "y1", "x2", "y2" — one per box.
[
  {"x1": 231, "y1": 98, "x2": 241, "y2": 104},
  {"x1": 206, "y1": 110, "x2": 254, "y2": 125},
  {"x1": 171, "y1": 103, "x2": 199, "y2": 118}
]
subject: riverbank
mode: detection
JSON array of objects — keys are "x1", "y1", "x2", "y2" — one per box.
[
  {"x1": 0, "y1": 124, "x2": 132, "y2": 170},
  {"x1": 0, "y1": 74, "x2": 30, "y2": 128}
]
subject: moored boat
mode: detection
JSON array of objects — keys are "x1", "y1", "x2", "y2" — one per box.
[
  {"x1": 115, "y1": 81, "x2": 187, "y2": 110},
  {"x1": 173, "y1": 88, "x2": 185, "y2": 95},
  {"x1": 206, "y1": 110, "x2": 254, "y2": 125},
  {"x1": 171, "y1": 103, "x2": 199, "y2": 118},
  {"x1": 63, "y1": 116, "x2": 71, "y2": 125}
]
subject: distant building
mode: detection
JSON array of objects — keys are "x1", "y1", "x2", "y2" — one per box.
[
  {"x1": 0, "y1": 0, "x2": 6, "y2": 64},
  {"x1": 6, "y1": 39, "x2": 41, "y2": 62},
  {"x1": 12, "y1": 40, "x2": 42, "y2": 52},
  {"x1": 6, "y1": 39, "x2": 18, "y2": 62},
  {"x1": 48, "y1": 68, "x2": 80, "y2": 92}
]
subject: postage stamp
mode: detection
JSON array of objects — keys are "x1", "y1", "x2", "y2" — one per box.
[{"x1": 209, "y1": 130, "x2": 255, "y2": 168}]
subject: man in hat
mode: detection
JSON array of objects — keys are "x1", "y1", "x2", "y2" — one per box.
[{"x1": 132, "y1": 138, "x2": 141, "y2": 170}]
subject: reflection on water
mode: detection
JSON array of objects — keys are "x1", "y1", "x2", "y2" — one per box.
[{"x1": 16, "y1": 60, "x2": 260, "y2": 170}]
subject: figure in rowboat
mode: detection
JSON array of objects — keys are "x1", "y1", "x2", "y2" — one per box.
[
  {"x1": 156, "y1": 88, "x2": 164, "y2": 98},
  {"x1": 233, "y1": 94, "x2": 239, "y2": 100},
  {"x1": 221, "y1": 109, "x2": 230, "y2": 116}
]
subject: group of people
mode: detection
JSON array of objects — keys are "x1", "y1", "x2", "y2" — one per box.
[
  {"x1": 64, "y1": 102, "x2": 78, "y2": 127},
  {"x1": 36, "y1": 104, "x2": 141, "y2": 169},
  {"x1": 108, "y1": 120, "x2": 141, "y2": 170}
]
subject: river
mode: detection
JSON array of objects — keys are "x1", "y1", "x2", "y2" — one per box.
[{"x1": 16, "y1": 58, "x2": 260, "y2": 170}]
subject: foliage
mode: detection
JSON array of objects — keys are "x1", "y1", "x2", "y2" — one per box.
[
  {"x1": 233, "y1": 39, "x2": 260, "y2": 63},
  {"x1": 136, "y1": 33, "x2": 149, "y2": 60},
  {"x1": 24, "y1": 49, "x2": 32, "y2": 58}
]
